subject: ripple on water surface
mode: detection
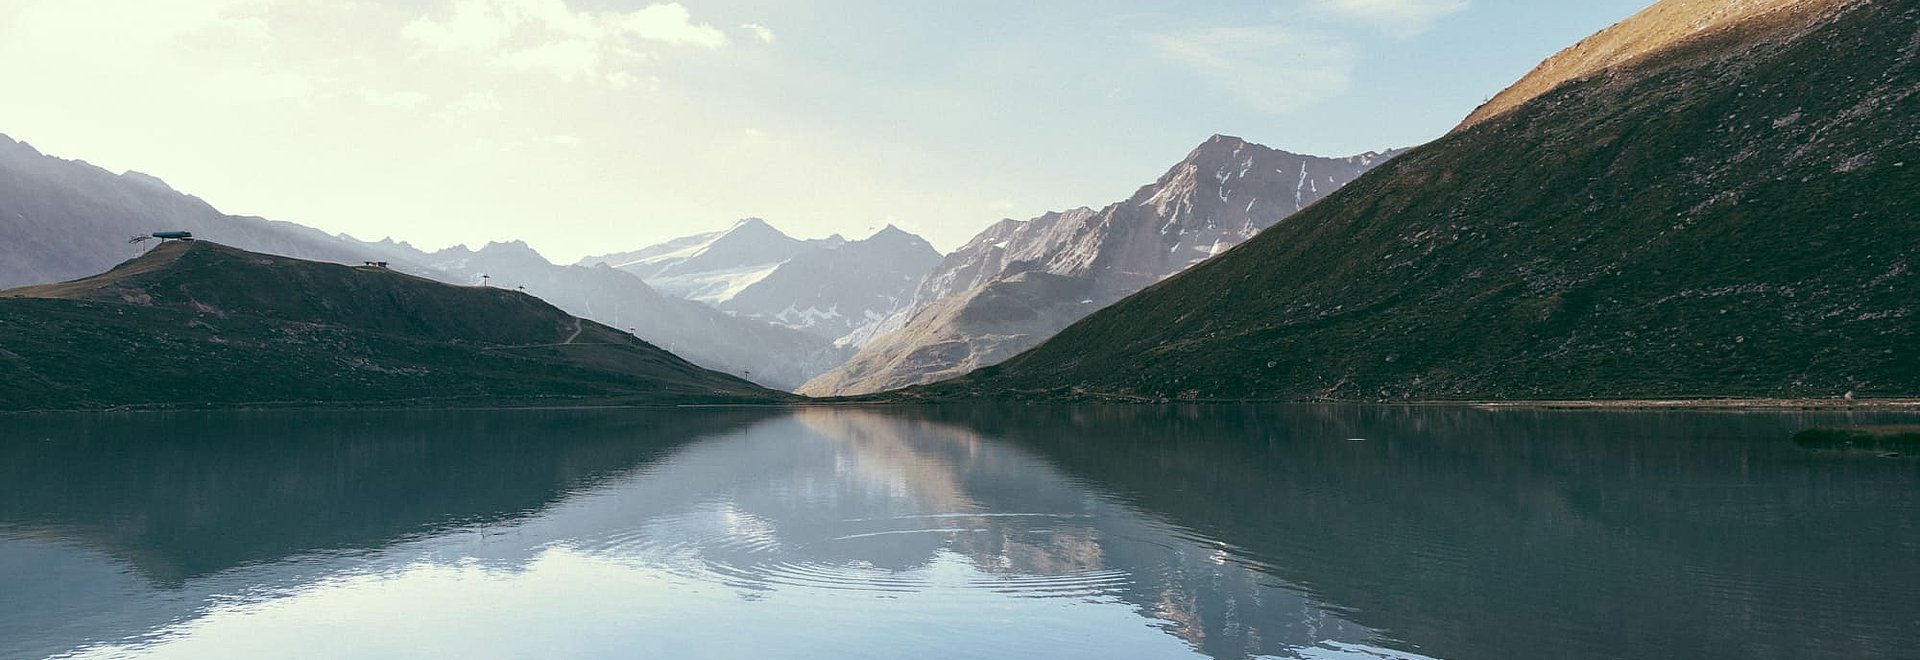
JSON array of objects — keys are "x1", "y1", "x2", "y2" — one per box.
[{"x1": 564, "y1": 507, "x2": 1141, "y2": 599}]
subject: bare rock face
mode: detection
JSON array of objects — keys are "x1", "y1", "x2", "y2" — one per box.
[
  {"x1": 803, "y1": 136, "x2": 1400, "y2": 396},
  {"x1": 808, "y1": 272, "x2": 1099, "y2": 395}
]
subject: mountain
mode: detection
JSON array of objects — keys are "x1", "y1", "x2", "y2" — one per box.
[
  {"x1": 898, "y1": 0, "x2": 1919, "y2": 402},
  {"x1": 581, "y1": 220, "x2": 942, "y2": 342},
  {"x1": 0, "y1": 241, "x2": 783, "y2": 410},
  {"x1": 425, "y1": 240, "x2": 849, "y2": 390},
  {"x1": 1457, "y1": 0, "x2": 1836, "y2": 129},
  {"x1": 583, "y1": 218, "x2": 832, "y2": 303},
  {"x1": 0, "y1": 134, "x2": 430, "y2": 288},
  {"x1": 0, "y1": 137, "x2": 849, "y2": 391},
  {"x1": 716, "y1": 225, "x2": 942, "y2": 341},
  {"x1": 801, "y1": 136, "x2": 1399, "y2": 396}
]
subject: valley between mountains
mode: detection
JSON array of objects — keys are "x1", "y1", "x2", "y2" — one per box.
[{"x1": 0, "y1": 0, "x2": 1913, "y2": 410}]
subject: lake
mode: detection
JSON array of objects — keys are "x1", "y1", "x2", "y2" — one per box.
[{"x1": 2, "y1": 405, "x2": 1916, "y2": 659}]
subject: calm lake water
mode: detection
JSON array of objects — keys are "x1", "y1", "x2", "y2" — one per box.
[{"x1": 2, "y1": 405, "x2": 1917, "y2": 660}]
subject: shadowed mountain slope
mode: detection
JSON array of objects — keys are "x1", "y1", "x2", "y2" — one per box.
[
  {"x1": 0, "y1": 241, "x2": 784, "y2": 409},
  {"x1": 906, "y1": 0, "x2": 1919, "y2": 402}
]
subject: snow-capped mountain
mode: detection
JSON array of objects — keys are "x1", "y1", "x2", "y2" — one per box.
[
  {"x1": 801, "y1": 135, "x2": 1400, "y2": 396},
  {"x1": 589, "y1": 218, "x2": 838, "y2": 304},
  {"x1": 582, "y1": 219, "x2": 941, "y2": 342},
  {"x1": 717, "y1": 225, "x2": 941, "y2": 341}
]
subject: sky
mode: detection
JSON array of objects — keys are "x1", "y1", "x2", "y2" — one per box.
[{"x1": 0, "y1": 0, "x2": 1653, "y2": 261}]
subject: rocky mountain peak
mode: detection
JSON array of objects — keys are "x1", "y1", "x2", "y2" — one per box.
[
  {"x1": 477, "y1": 239, "x2": 542, "y2": 256},
  {"x1": 465, "y1": 241, "x2": 554, "y2": 271},
  {"x1": 1187, "y1": 134, "x2": 1254, "y2": 161},
  {"x1": 728, "y1": 217, "x2": 789, "y2": 238},
  {"x1": 0, "y1": 134, "x2": 42, "y2": 158},
  {"x1": 803, "y1": 135, "x2": 1399, "y2": 395},
  {"x1": 119, "y1": 171, "x2": 177, "y2": 193},
  {"x1": 863, "y1": 224, "x2": 929, "y2": 248}
]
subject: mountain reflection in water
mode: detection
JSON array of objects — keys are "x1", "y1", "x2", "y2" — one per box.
[{"x1": 2, "y1": 405, "x2": 1916, "y2": 660}]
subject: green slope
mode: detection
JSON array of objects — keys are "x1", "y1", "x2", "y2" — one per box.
[
  {"x1": 0, "y1": 241, "x2": 785, "y2": 409},
  {"x1": 913, "y1": 0, "x2": 1920, "y2": 402}
]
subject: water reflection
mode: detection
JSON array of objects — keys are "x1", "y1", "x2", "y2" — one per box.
[
  {"x1": 903, "y1": 404, "x2": 1920, "y2": 660},
  {"x1": 3, "y1": 405, "x2": 1917, "y2": 659}
]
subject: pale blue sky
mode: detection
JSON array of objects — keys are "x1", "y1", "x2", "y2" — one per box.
[{"x1": 0, "y1": 0, "x2": 1652, "y2": 259}]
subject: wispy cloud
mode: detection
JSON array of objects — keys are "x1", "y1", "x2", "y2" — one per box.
[
  {"x1": 403, "y1": 0, "x2": 728, "y2": 81},
  {"x1": 740, "y1": 23, "x2": 776, "y2": 44},
  {"x1": 1149, "y1": 25, "x2": 1355, "y2": 113},
  {"x1": 1314, "y1": 0, "x2": 1469, "y2": 36}
]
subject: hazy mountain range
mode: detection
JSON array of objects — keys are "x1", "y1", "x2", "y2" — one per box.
[
  {"x1": 579, "y1": 218, "x2": 942, "y2": 343},
  {"x1": 0, "y1": 139, "x2": 860, "y2": 390},
  {"x1": 0, "y1": 135, "x2": 425, "y2": 288},
  {"x1": 0, "y1": 125, "x2": 1393, "y2": 397}
]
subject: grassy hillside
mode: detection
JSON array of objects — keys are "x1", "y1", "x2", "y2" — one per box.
[
  {"x1": 908, "y1": 0, "x2": 1919, "y2": 402},
  {"x1": 0, "y1": 241, "x2": 784, "y2": 410}
]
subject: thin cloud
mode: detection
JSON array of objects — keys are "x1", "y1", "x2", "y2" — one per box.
[
  {"x1": 358, "y1": 89, "x2": 432, "y2": 110},
  {"x1": 403, "y1": 0, "x2": 727, "y2": 81},
  {"x1": 741, "y1": 23, "x2": 776, "y2": 44},
  {"x1": 1149, "y1": 25, "x2": 1355, "y2": 114},
  {"x1": 1314, "y1": 0, "x2": 1469, "y2": 36}
]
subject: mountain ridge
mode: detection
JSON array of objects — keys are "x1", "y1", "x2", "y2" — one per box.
[
  {"x1": 1458, "y1": 0, "x2": 1847, "y2": 129},
  {"x1": 801, "y1": 135, "x2": 1401, "y2": 396},
  {"x1": 581, "y1": 219, "x2": 942, "y2": 343},
  {"x1": 0, "y1": 241, "x2": 784, "y2": 410},
  {"x1": 0, "y1": 137, "x2": 849, "y2": 391},
  {"x1": 896, "y1": 0, "x2": 1918, "y2": 402}
]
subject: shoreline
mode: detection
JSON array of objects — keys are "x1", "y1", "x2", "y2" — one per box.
[
  {"x1": 1464, "y1": 399, "x2": 1920, "y2": 411},
  {"x1": 8, "y1": 397, "x2": 1920, "y2": 415}
]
